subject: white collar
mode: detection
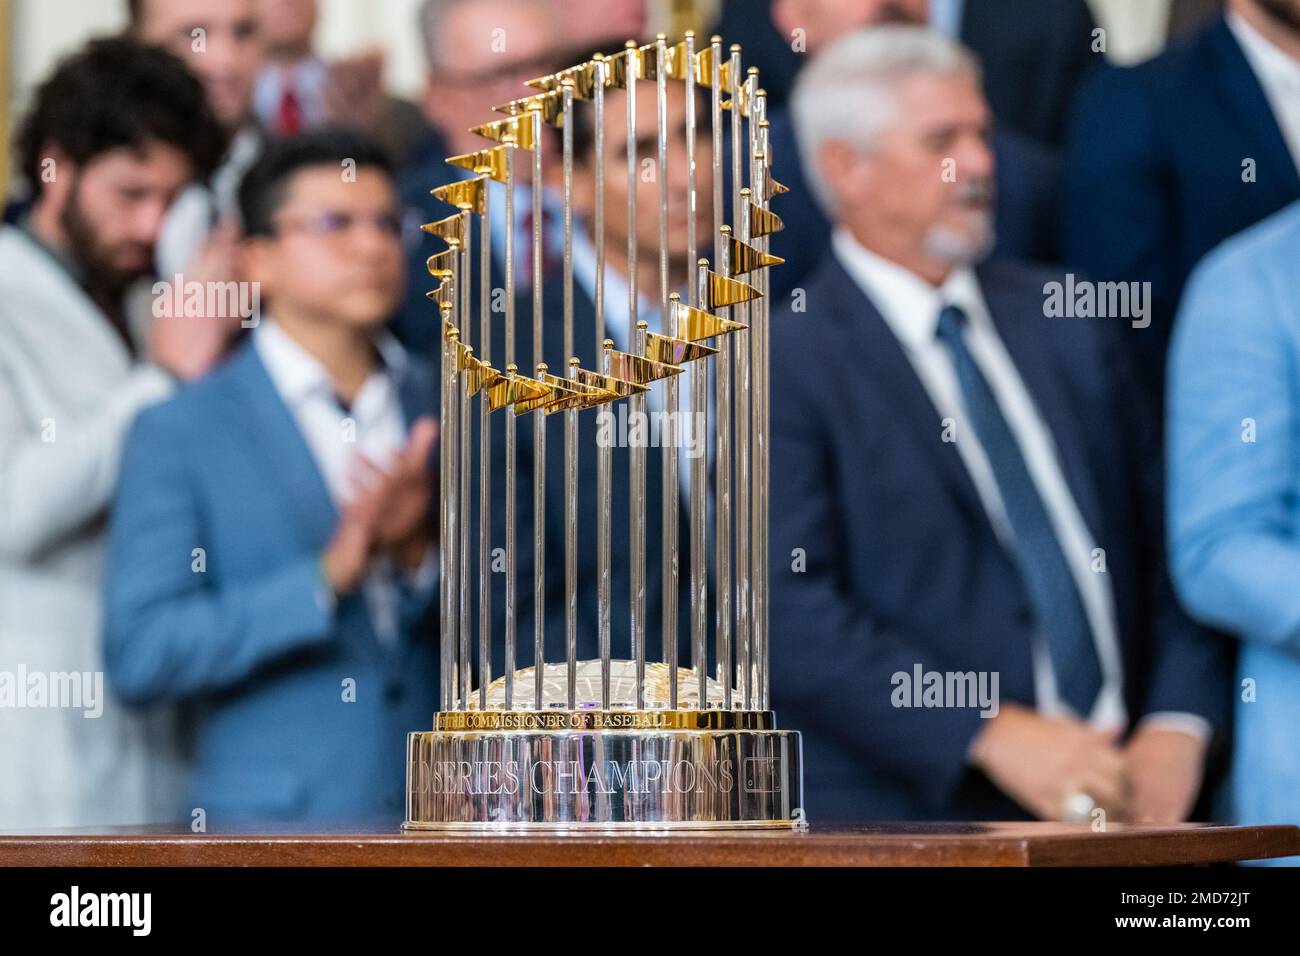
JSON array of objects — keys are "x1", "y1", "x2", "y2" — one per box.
[
  {"x1": 831, "y1": 227, "x2": 986, "y2": 350},
  {"x1": 254, "y1": 318, "x2": 407, "y2": 407},
  {"x1": 1228, "y1": 10, "x2": 1300, "y2": 91}
]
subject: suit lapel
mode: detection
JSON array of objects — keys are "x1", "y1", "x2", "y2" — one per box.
[
  {"x1": 1207, "y1": 17, "x2": 1300, "y2": 199},
  {"x1": 979, "y1": 263, "x2": 1107, "y2": 543},
  {"x1": 820, "y1": 259, "x2": 991, "y2": 530},
  {"x1": 220, "y1": 342, "x2": 339, "y2": 549}
]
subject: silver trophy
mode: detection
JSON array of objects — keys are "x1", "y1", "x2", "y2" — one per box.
[{"x1": 406, "y1": 33, "x2": 801, "y2": 829}]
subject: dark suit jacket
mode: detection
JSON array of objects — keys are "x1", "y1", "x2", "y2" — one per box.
[
  {"x1": 438, "y1": 280, "x2": 694, "y2": 688},
  {"x1": 502, "y1": 282, "x2": 695, "y2": 672},
  {"x1": 768, "y1": 251, "x2": 1230, "y2": 822},
  {"x1": 765, "y1": 105, "x2": 1063, "y2": 305},
  {"x1": 1063, "y1": 15, "x2": 1300, "y2": 402},
  {"x1": 960, "y1": 0, "x2": 1098, "y2": 148},
  {"x1": 712, "y1": 0, "x2": 1096, "y2": 147}
]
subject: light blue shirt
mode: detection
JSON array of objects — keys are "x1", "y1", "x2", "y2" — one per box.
[
  {"x1": 1168, "y1": 199, "x2": 1300, "y2": 861},
  {"x1": 929, "y1": 0, "x2": 965, "y2": 38}
]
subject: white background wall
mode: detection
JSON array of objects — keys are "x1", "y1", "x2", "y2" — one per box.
[
  {"x1": 7, "y1": 0, "x2": 1175, "y2": 118},
  {"x1": 9, "y1": 0, "x2": 428, "y2": 114}
]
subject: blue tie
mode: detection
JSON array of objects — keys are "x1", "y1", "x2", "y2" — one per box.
[{"x1": 934, "y1": 304, "x2": 1103, "y2": 717}]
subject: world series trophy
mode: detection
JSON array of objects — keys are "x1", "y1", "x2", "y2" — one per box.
[{"x1": 405, "y1": 33, "x2": 802, "y2": 829}]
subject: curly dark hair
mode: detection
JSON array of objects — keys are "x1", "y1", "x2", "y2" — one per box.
[{"x1": 15, "y1": 36, "x2": 228, "y2": 189}]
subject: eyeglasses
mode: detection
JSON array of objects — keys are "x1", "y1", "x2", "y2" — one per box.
[{"x1": 272, "y1": 210, "x2": 404, "y2": 240}]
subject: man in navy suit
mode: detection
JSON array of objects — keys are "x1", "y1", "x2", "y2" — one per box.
[
  {"x1": 764, "y1": 0, "x2": 1065, "y2": 306},
  {"x1": 772, "y1": 27, "x2": 1228, "y2": 823},
  {"x1": 1064, "y1": 0, "x2": 1300, "y2": 406},
  {"x1": 104, "y1": 132, "x2": 440, "y2": 824}
]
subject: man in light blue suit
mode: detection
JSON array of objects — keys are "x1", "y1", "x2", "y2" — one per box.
[
  {"x1": 104, "y1": 132, "x2": 440, "y2": 826},
  {"x1": 1168, "y1": 199, "x2": 1300, "y2": 864}
]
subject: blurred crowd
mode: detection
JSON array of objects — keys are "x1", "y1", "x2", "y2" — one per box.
[{"x1": 1, "y1": 0, "x2": 1298, "y2": 859}]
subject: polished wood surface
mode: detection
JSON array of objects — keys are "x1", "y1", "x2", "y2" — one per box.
[{"x1": 1, "y1": 821, "x2": 1296, "y2": 866}]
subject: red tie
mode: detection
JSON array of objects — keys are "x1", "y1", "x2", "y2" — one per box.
[{"x1": 277, "y1": 84, "x2": 303, "y2": 137}]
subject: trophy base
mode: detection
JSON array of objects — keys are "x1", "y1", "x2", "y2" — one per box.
[{"x1": 403, "y1": 710, "x2": 803, "y2": 831}]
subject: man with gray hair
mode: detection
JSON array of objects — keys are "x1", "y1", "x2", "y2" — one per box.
[
  {"x1": 394, "y1": 0, "x2": 564, "y2": 355},
  {"x1": 768, "y1": 26, "x2": 1228, "y2": 823},
  {"x1": 760, "y1": 0, "x2": 1062, "y2": 304}
]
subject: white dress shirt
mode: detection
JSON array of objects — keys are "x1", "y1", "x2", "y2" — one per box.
[
  {"x1": 1229, "y1": 10, "x2": 1300, "y2": 173},
  {"x1": 155, "y1": 126, "x2": 263, "y2": 279},
  {"x1": 254, "y1": 320, "x2": 433, "y2": 647},
  {"x1": 832, "y1": 229, "x2": 1209, "y2": 741}
]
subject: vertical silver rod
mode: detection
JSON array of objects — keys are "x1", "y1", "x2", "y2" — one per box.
[
  {"x1": 593, "y1": 57, "x2": 612, "y2": 709},
  {"x1": 565, "y1": 386, "x2": 579, "y2": 709},
  {"x1": 445, "y1": 319, "x2": 460, "y2": 720},
  {"x1": 439, "y1": 312, "x2": 451, "y2": 712},
  {"x1": 561, "y1": 80, "x2": 579, "y2": 711},
  {"x1": 756, "y1": 102, "x2": 772, "y2": 710},
  {"x1": 731, "y1": 47, "x2": 752, "y2": 709},
  {"x1": 477, "y1": 195, "x2": 491, "y2": 710},
  {"x1": 531, "y1": 109, "x2": 546, "y2": 711},
  {"x1": 710, "y1": 36, "x2": 732, "y2": 710},
  {"x1": 691, "y1": 264, "x2": 708, "y2": 707},
  {"x1": 504, "y1": 140, "x2": 517, "y2": 709},
  {"x1": 685, "y1": 33, "x2": 698, "y2": 301},
  {"x1": 533, "y1": 378, "x2": 546, "y2": 710},
  {"x1": 656, "y1": 34, "x2": 679, "y2": 709},
  {"x1": 746, "y1": 80, "x2": 763, "y2": 710},
  {"x1": 458, "y1": 213, "x2": 472, "y2": 713},
  {"x1": 684, "y1": 31, "x2": 706, "y2": 708},
  {"x1": 598, "y1": 343, "x2": 614, "y2": 710},
  {"x1": 625, "y1": 41, "x2": 646, "y2": 710}
]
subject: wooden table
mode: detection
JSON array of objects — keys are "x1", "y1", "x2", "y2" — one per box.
[{"x1": 2, "y1": 821, "x2": 1296, "y2": 866}]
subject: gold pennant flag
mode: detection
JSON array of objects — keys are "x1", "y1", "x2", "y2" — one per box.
[
  {"x1": 674, "y1": 299, "x2": 748, "y2": 340},
  {"x1": 421, "y1": 213, "x2": 465, "y2": 245},
  {"x1": 720, "y1": 74, "x2": 752, "y2": 117},
  {"x1": 510, "y1": 371, "x2": 559, "y2": 416},
  {"x1": 606, "y1": 348, "x2": 683, "y2": 385},
  {"x1": 524, "y1": 59, "x2": 605, "y2": 99},
  {"x1": 729, "y1": 236, "x2": 784, "y2": 275},
  {"x1": 469, "y1": 116, "x2": 537, "y2": 151},
  {"x1": 430, "y1": 176, "x2": 487, "y2": 214},
  {"x1": 455, "y1": 341, "x2": 474, "y2": 372},
  {"x1": 466, "y1": 361, "x2": 500, "y2": 397},
  {"x1": 492, "y1": 89, "x2": 565, "y2": 125},
  {"x1": 694, "y1": 43, "x2": 733, "y2": 92},
  {"x1": 538, "y1": 371, "x2": 618, "y2": 413},
  {"x1": 606, "y1": 44, "x2": 643, "y2": 89},
  {"x1": 645, "y1": 332, "x2": 719, "y2": 365},
  {"x1": 766, "y1": 177, "x2": 789, "y2": 199},
  {"x1": 636, "y1": 39, "x2": 690, "y2": 82},
  {"x1": 487, "y1": 372, "x2": 552, "y2": 414},
  {"x1": 426, "y1": 249, "x2": 457, "y2": 278},
  {"x1": 445, "y1": 144, "x2": 511, "y2": 183},
  {"x1": 514, "y1": 371, "x2": 577, "y2": 413},
  {"x1": 706, "y1": 271, "x2": 762, "y2": 310},
  {"x1": 573, "y1": 367, "x2": 647, "y2": 400},
  {"x1": 748, "y1": 201, "x2": 784, "y2": 237},
  {"x1": 662, "y1": 39, "x2": 692, "y2": 81}
]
